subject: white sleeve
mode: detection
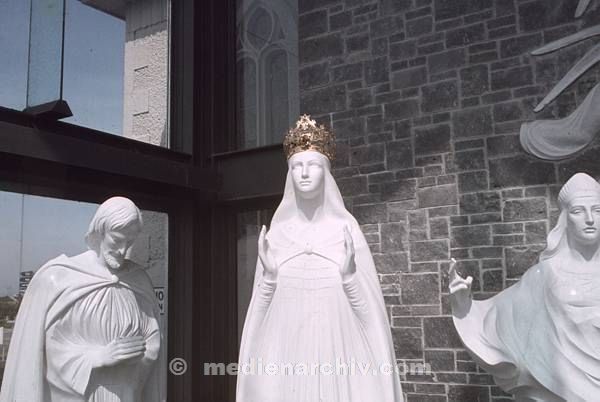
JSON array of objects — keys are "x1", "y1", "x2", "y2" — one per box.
[{"x1": 341, "y1": 274, "x2": 369, "y2": 326}]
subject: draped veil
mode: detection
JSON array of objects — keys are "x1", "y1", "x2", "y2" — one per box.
[{"x1": 237, "y1": 152, "x2": 403, "y2": 401}]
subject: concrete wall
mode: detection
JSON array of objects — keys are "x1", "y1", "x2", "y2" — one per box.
[
  {"x1": 118, "y1": 0, "x2": 170, "y2": 317},
  {"x1": 297, "y1": 0, "x2": 600, "y2": 399},
  {"x1": 122, "y1": 0, "x2": 169, "y2": 147}
]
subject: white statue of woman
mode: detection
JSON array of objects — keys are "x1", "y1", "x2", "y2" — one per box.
[
  {"x1": 236, "y1": 115, "x2": 403, "y2": 402},
  {"x1": 0, "y1": 197, "x2": 163, "y2": 402},
  {"x1": 450, "y1": 172, "x2": 600, "y2": 402}
]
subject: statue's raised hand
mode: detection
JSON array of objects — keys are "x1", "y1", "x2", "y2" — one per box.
[
  {"x1": 340, "y1": 225, "x2": 357, "y2": 282},
  {"x1": 258, "y1": 225, "x2": 278, "y2": 282},
  {"x1": 448, "y1": 258, "x2": 473, "y2": 318},
  {"x1": 89, "y1": 336, "x2": 146, "y2": 368}
]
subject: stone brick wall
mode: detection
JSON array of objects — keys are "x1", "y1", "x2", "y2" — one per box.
[{"x1": 298, "y1": 0, "x2": 600, "y2": 400}]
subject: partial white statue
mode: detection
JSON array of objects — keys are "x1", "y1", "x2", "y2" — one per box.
[
  {"x1": 450, "y1": 172, "x2": 600, "y2": 402},
  {"x1": 0, "y1": 197, "x2": 163, "y2": 402},
  {"x1": 575, "y1": 0, "x2": 592, "y2": 17},
  {"x1": 237, "y1": 115, "x2": 403, "y2": 402},
  {"x1": 520, "y1": 83, "x2": 600, "y2": 160},
  {"x1": 521, "y1": 3, "x2": 600, "y2": 160}
]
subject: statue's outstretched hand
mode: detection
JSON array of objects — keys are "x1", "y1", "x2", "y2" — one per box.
[
  {"x1": 448, "y1": 258, "x2": 473, "y2": 317},
  {"x1": 89, "y1": 336, "x2": 146, "y2": 368},
  {"x1": 340, "y1": 225, "x2": 357, "y2": 282},
  {"x1": 258, "y1": 225, "x2": 278, "y2": 282},
  {"x1": 449, "y1": 258, "x2": 473, "y2": 294}
]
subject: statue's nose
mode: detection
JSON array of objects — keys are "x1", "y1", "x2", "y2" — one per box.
[
  {"x1": 585, "y1": 210, "x2": 594, "y2": 225},
  {"x1": 301, "y1": 165, "x2": 309, "y2": 178}
]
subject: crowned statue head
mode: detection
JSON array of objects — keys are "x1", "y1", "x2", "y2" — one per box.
[
  {"x1": 282, "y1": 115, "x2": 336, "y2": 204},
  {"x1": 238, "y1": 115, "x2": 402, "y2": 402},
  {"x1": 85, "y1": 196, "x2": 144, "y2": 270},
  {"x1": 541, "y1": 172, "x2": 600, "y2": 261},
  {"x1": 274, "y1": 114, "x2": 351, "y2": 229},
  {"x1": 283, "y1": 114, "x2": 336, "y2": 161}
]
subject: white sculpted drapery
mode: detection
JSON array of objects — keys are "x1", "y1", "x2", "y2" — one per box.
[
  {"x1": 237, "y1": 150, "x2": 403, "y2": 402},
  {"x1": 450, "y1": 173, "x2": 600, "y2": 402},
  {"x1": 45, "y1": 254, "x2": 161, "y2": 402},
  {"x1": 0, "y1": 254, "x2": 163, "y2": 402},
  {"x1": 0, "y1": 197, "x2": 163, "y2": 402}
]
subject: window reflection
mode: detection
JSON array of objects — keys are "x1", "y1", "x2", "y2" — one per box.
[
  {"x1": 0, "y1": 192, "x2": 168, "y2": 390},
  {"x1": 236, "y1": 0, "x2": 299, "y2": 149},
  {"x1": 0, "y1": 0, "x2": 170, "y2": 147},
  {"x1": 27, "y1": 0, "x2": 67, "y2": 109},
  {"x1": 265, "y1": 49, "x2": 290, "y2": 144},
  {"x1": 0, "y1": 0, "x2": 30, "y2": 110},
  {"x1": 64, "y1": 0, "x2": 170, "y2": 145},
  {"x1": 62, "y1": 0, "x2": 126, "y2": 134},
  {"x1": 238, "y1": 57, "x2": 258, "y2": 148}
]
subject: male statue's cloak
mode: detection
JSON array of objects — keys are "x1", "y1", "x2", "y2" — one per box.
[{"x1": 0, "y1": 253, "x2": 164, "y2": 402}]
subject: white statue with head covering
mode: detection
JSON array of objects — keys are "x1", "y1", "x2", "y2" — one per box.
[
  {"x1": 236, "y1": 115, "x2": 403, "y2": 402},
  {"x1": 0, "y1": 197, "x2": 163, "y2": 402},
  {"x1": 450, "y1": 173, "x2": 600, "y2": 401}
]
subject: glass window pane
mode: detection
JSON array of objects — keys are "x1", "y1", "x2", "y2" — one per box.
[
  {"x1": 265, "y1": 49, "x2": 290, "y2": 144},
  {"x1": 247, "y1": 7, "x2": 272, "y2": 50},
  {"x1": 235, "y1": 0, "x2": 299, "y2": 150},
  {"x1": 27, "y1": 0, "x2": 65, "y2": 108},
  {"x1": 0, "y1": 192, "x2": 168, "y2": 396},
  {"x1": 62, "y1": 0, "x2": 126, "y2": 134},
  {"x1": 0, "y1": 0, "x2": 31, "y2": 110},
  {"x1": 237, "y1": 57, "x2": 258, "y2": 149},
  {"x1": 0, "y1": 0, "x2": 171, "y2": 148},
  {"x1": 64, "y1": 0, "x2": 170, "y2": 145}
]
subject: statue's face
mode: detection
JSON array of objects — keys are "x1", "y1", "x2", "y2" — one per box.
[
  {"x1": 99, "y1": 223, "x2": 141, "y2": 270},
  {"x1": 566, "y1": 196, "x2": 600, "y2": 246},
  {"x1": 289, "y1": 151, "x2": 326, "y2": 199}
]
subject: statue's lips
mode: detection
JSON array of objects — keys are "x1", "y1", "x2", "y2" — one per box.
[
  {"x1": 299, "y1": 181, "x2": 312, "y2": 186},
  {"x1": 583, "y1": 228, "x2": 597, "y2": 233}
]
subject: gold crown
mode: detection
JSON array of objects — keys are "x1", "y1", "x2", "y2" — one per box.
[{"x1": 283, "y1": 114, "x2": 336, "y2": 161}]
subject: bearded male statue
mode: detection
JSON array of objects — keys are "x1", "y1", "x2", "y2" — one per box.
[{"x1": 0, "y1": 197, "x2": 163, "y2": 402}]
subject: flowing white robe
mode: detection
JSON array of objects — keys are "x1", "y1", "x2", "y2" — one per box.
[
  {"x1": 238, "y1": 222, "x2": 403, "y2": 402},
  {"x1": 237, "y1": 153, "x2": 403, "y2": 402},
  {"x1": 453, "y1": 252, "x2": 600, "y2": 401},
  {"x1": 241, "y1": 229, "x2": 382, "y2": 401},
  {"x1": 0, "y1": 252, "x2": 163, "y2": 402}
]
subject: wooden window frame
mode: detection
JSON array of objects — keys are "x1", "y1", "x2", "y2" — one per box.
[
  {"x1": 208, "y1": 0, "x2": 296, "y2": 400},
  {"x1": 0, "y1": 0, "x2": 220, "y2": 400},
  {"x1": 0, "y1": 0, "x2": 289, "y2": 400}
]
